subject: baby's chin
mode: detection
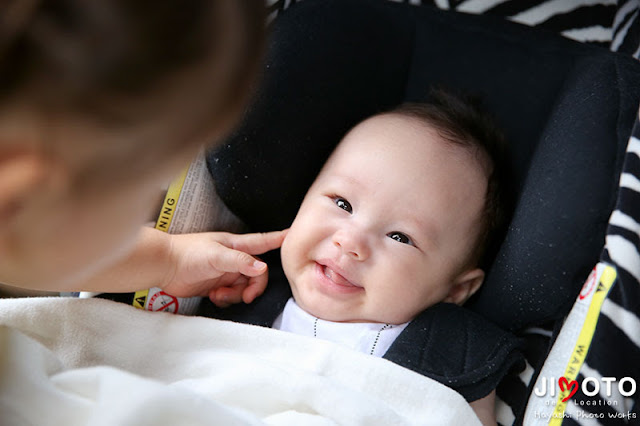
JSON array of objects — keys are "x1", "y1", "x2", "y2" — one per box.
[
  {"x1": 295, "y1": 298, "x2": 355, "y2": 322},
  {"x1": 315, "y1": 310, "x2": 411, "y2": 325},
  {"x1": 295, "y1": 299, "x2": 386, "y2": 324}
]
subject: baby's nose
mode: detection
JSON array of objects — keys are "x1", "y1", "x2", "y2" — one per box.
[{"x1": 332, "y1": 228, "x2": 370, "y2": 261}]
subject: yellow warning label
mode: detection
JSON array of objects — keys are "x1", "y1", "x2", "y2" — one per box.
[
  {"x1": 154, "y1": 166, "x2": 189, "y2": 233},
  {"x1": 130, "y1": 164, "x2": 189, "y2": 311},
  {"x1": 132, "y1": 290, "x2": 149, "y2": 310},
  {"x1": 549, "y1": 265, "x2": 617, "y2": 425}
]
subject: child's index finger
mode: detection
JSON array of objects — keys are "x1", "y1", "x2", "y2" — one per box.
[{"x1": 229, "y1": 229, "x2": 288, "y2": 255}]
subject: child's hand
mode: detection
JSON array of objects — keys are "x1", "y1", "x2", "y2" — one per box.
[{"x1": 160, "y1": 230, "x2": 287, "y2": 308}]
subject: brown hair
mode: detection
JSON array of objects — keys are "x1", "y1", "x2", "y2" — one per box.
[
  {"x1": 0, "y1": 0, "x2": 265, "y2": 185},
  {"x1": 390, "y1": 88, "x2": 512, "y2": 268}
]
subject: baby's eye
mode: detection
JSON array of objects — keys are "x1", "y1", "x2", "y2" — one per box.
[
  {"x1": 388, "y1": 232, "x2": 413, "y2": 245},
  {"x1": 335, "y1": 197, "x2": 353, "y2": 213}
]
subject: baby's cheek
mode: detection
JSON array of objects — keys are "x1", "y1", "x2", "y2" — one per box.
[
  {"x1": 399, "y1": 263, "x2": 445, "y2": 301},
  {"x1": 280, "y1": 236, "x2": 301, "y2": 279},
  {"x1": 282, "y1": 221, "x2": 315, "y2": 259}
]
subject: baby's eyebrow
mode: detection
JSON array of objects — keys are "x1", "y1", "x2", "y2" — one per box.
[
  {"x1": 327, "y1": 173, "x2": 363, "y2": 188},
  {"x1": 404, "y1": 216, "x2": 440, "y2": 250}
]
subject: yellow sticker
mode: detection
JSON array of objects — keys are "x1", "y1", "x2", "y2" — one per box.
[
  {"x1": 130, "y1": 164, "x2": 189, "y2": 311},
  {"x1": 132, "y1": 290, "x2": 149, "y2": 310},
  {"x1": 549, "y1": 265, "x2": 617, "y2": 424},
  {"x1": 154, "y1": 166, "x2": 189, "y2": 233}
]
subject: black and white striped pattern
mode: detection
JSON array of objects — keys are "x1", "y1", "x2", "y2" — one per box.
[
  {"x1": 497, "y1": 325, "x2": 557, "y2": 424},
  {"x1": 566, "y1": 113, "x2": 640, "y2": 423},
  {"x1": 612, "y1": 0, "x2": 640, "y2": 57},
  {"x1": 408, "y1": 0, "x2": 619, "y2": 47},
  {"x1": 267, "y1": 0, "x2": 639, "y2": 49},
  {"x1": 496, "y1": 108, "x2": 640, "y2": 424}
]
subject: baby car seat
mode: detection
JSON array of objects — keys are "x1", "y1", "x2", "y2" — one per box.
[{"x1": 206, "y1": 0, "x2": 640, "y2": 423}]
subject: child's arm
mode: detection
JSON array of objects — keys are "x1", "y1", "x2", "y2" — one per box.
[
  {"x1": 75, "y1": 226, "x2": 287, "y2": 305},
  {"x1": 469, "y1": 390, "x2": 497, "y2": 426}
]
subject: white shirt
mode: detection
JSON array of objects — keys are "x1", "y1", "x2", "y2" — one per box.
[{"x1": 272, "y1": 298, "x2": 409, "y2": 357}]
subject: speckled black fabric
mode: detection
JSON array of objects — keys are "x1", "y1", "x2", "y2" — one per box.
[{"x1": 384, "y1": 303, "x2": 524, "y2": 402}]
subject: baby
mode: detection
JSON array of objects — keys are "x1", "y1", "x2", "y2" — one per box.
[
  {"x1": 204, "y1": 90, "x2": 515, "y2": 425},
  {"x1": 279, "y1": 101, "x2": 497, "y2": 327}
]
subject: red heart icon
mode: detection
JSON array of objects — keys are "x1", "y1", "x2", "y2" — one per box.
[{"x1": 558, "y1": 377, "x2": 578, "y2": 402}]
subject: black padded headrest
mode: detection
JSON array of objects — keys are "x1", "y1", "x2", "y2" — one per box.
[{"x1": 208, "y1": 0, "x2": 640, "y2": 331}]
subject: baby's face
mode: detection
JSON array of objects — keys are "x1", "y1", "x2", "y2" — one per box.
[{"x1": 281, "y1": 114, "x2": 488, "y2": 324}]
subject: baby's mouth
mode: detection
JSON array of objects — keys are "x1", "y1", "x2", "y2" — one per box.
[{"x1": 321, "y1": 264, "x2": 361, "y2": 289}]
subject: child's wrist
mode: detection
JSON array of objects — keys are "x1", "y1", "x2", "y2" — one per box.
[{"x1": 146, "y1": 228, "x2": 176, "y2": 289}]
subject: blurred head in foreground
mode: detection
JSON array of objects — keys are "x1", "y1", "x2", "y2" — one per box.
[{"x1": 0, "y1": 0, "x2": 265, "y2": 289}]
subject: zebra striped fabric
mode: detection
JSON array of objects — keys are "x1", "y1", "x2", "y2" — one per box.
[
  {"x1": 534, "y1": 111, "x2": 640, "y2": 426},
  {"x1": 522, "y1": 111, "x2": 640, "y2": 426},
  {"x1": 612, "y1": 0, "x2": 640, "y2": 57},
  {"x1": 267, "y1": 0, "x2": 640, "y2": 53}
]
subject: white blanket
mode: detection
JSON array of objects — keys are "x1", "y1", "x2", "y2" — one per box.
[{"x1": 0, "y1": 297, "x2": 480, "y2": 425}]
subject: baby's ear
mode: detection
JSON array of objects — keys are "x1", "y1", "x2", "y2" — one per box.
[{"x1": 444, "y1": 268, "x2": 485, "y2": 305}]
